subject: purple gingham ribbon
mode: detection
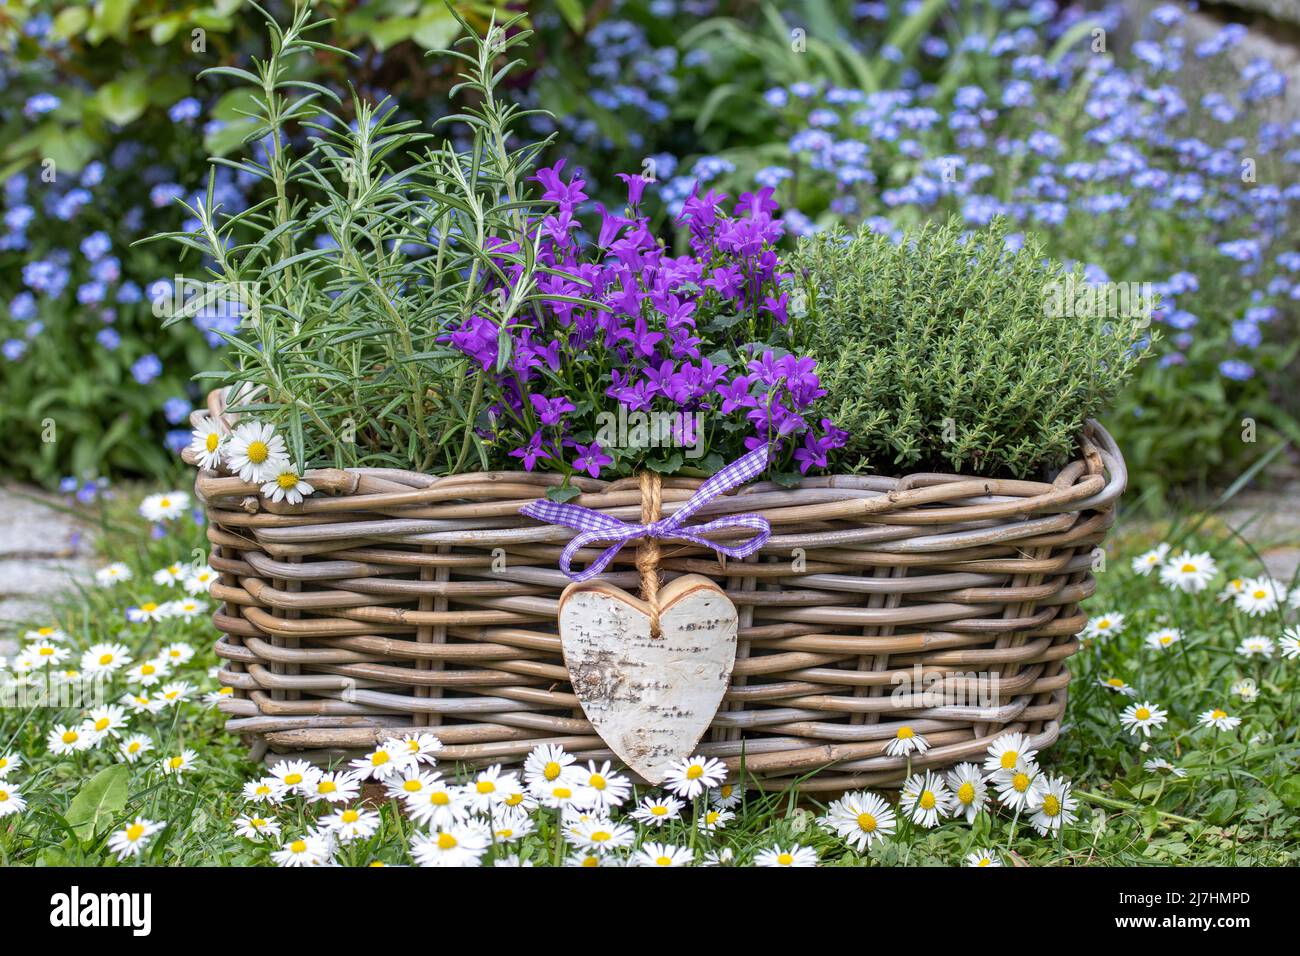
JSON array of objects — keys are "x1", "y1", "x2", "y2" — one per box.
[{"x1": 519, "y1": 445, "x2": 772, "y2": 582}]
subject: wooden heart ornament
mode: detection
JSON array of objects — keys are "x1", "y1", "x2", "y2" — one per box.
[{"x1": 558, "y1": 574, "x2": 738, "y2": 784}]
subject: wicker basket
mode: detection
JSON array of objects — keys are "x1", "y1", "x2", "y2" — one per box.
[{"x1": 187, "y1": 389, "x2": 1125, "y2": 791}]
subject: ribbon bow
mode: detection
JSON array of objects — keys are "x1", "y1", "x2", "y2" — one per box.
[{"x1": 520, "y1": 445, "x2": 772, "y2": 582}]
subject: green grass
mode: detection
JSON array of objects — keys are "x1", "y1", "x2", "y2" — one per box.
[{"x1": 2, "y1": 488, "x2": 1298, "y2": 867}]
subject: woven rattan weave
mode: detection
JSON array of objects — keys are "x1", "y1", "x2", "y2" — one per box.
[{"x1": 187, "y1": 389, "x2": 1125, "y2": 791}]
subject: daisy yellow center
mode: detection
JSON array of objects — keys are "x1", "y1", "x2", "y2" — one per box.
[
  {"x1": 719, "y1": 785, "x2": 732, "y2": 798},
  {"x1": 169, "y1": 756, "x2": 184, "y2": 769},
  {"x1": 1180, "y1": 562, "x2": 1197, "y2": 573},
  {"x1": 1135, "y1": 707, "x2": 1151, "y2": 721},
  {"x1": 62, "y1": 730, "x2": 78, "y2": 744},
  {"x1": 371, "y1": 751, "x2": 389, "y2": 766},
  {"x1": 553, "y1": 786, "x2": 572, "y2": 799},
  {"x1": 98, "y1": 653, "x2": 114, "y2": 665},
  {"x1": 437, "y1": 833, "x2": 458, "y2": 850},
  {"x1": 543, "y1": 760, "x2": 561, "y2": 780},
  {"x1": 142, "y1": 603, "x2": 158, "y2": 612},
  {"x1": 1000, "y1": 751, "x2": 1018, "y2": 770},
  {"x1": 897, "y1": 726, "x2": 914, "y2": 739},
  {"x1": 142, "y1": 664, "x2": 155, "y2": 675},
  {"x1": 919, "y1": 791, "x2": 936, "y2": 810},
  {"x1": 206, "y1": 433, "x2": 220, "y2": 452},
  {"x1": 1252, "y1": 590, "x2": 1267, "y2": 600},
  {"x1": 1042, "y1": 794, "x2": 1061, "y2": 817},
  {"x1": 777, "y1": 852, "x2": 794, "y2": 865},
  {"x1": 497, "y1": 829, "x2": 513, "y2": 839},
  {"x1": 290, "y1": 840, "x2": 307, "y2": 854},
  {"x1": 1012, "y1": 772, "x2": 1030, "y2": 792},
  {"x1": 128, "y1": 742, "x2": 141, "y2": 753},
  {"x1": 256, "y1": 785, "x2": 271, "y2": 795},
  {"x1": 1106, "y1": 678, "x2": 1125, "y2": 687},
  {"x1": 164, "y1": 691, "x2": 179, "y2": 700},
  {"x1": 857, "y1": 812, "x2": 877, "y2": 832},
  {"x1": 686, "y1": 765, "x2": 703, "y2": 780},
  {"x1": 957, "y1": 782, "x2": 975, "y2": 804},
  {"x1": 403, "y1": 780, "x2": 422, "y2": 792},
  {"x1": 476, "y1": 780, "x2": 496, "y2": 794},
  {"x1": 39, "y1": 647, "x2": 53, "y2": 656},
  {"x1": 126, "y1": 823, "x2": 145, "y2": 842},
  {"x1": 977, "y1": 857, "x2": 991, "y2": 867},
  {"x1": 581, "y1": 856, "x2": 598, "y2": 867},
  {"x1": 252, "y1": 818, "x2": 266, "y2": 827},
  {"x1": 591, "y1": 830, "x2": 612, "y2": 842},
  {"x1": 650, "y1": 805, "x2": 667, "y2": 816},
  {"x1": 0, "y1": 790, "x2": 7, "y2": 801},
  {"x1": 431, "y1": 792, "x2": 449, "y2": 805},
  {"x1": 276, "y1": 472, "x2": 299, "y2": 490},
  {"x1": 94, "y1": 717, "x2": 110, "y2": 731},
  {"x1": 1211, "y1": 709, "x2": 1227, "y2": 720},
  {"x1": 284, "y1": 773, "x2": 302, "y2": 786},
  {"x1": 159, "y1": 498, "x2": 171, "y2": 508},
  {"x1": 318, "y1": 781, "x2": 337, "y2": 794},
  {"x1": 590, "y1": 773, "x2": 606, "y2": 790},
  {"x1": 247, "y1": 440, "x2": 269, "y2": 464},
  {"x1": 705, "y1": 811, "x2": 720, "y2": 825},
  {"x1": 655, "y1": 856, "x2": 672, "y2": 866},
  {"x1": 1160, "y1": 637, "x2": 1172, "y2": 645},
  {"x1": 505, "y1": 793, "x2": 523, "y2": 806},
  {"x1": 341, "y1": 810, "x2": 359, "y2": 823},
  {"x1": 39, "y1": 627, "x2": 54, "y2": 636}
]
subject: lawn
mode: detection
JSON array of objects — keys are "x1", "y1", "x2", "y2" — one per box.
[{"x1": 2, "y1": 484, "x2": 1297, "y2": 867}]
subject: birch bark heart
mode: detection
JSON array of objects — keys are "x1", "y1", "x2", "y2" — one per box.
[{"x1": 557, "y1": 574, "x2": 738, "y2": 785}]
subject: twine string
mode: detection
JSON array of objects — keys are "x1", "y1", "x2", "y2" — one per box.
[{"x1": 636, "y1": 470, "x2": 663, "y2": 638}]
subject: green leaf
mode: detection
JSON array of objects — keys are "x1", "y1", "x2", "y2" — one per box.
[
  {"x1": 554, "y1": 0, "x2": 587, "y2": 32},
  {"x1": 65, "y1": 765, "x2": 130, "y2": 842},
  {"x1": 412, "y1": 5, "x2": 461, "y2": 51},
  {"x1": 52, "y1": 6, "x2": 91, "y2": 39},
  {"x1": 546, "y1": 484, "x2": 583, "y2": 503},
  {"x1": 92, "y1": 0, "x2": 139, "y2": 42},
  {"x1": 96, "y1": 73, "x2": 150, "y2": 126}
]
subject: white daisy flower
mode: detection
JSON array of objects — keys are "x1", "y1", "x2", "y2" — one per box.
[
  {"x1": 570, "y1": 760, "x2": 631, "y2": 810},
  {"x1": 946, "y1": 762, "x2": 990, "y2": 823},
  {"x1": 992, "y1": 759, "x2": 1044, "y2": 812},
  {"x1": 1280, "y1": 628, "x2": 1300, "y2": 659},
  {"x1": 709, "y1": 781, "x2": 744, "y2": 809},
  {"x1": 1145, "y1": 627, "x2": 1183, "y2": 651},
  {"x1": 493, "y1": 854, "x2": 535, "y2": 867},
  {"x1": 1028, "y1": 774, "x2": 1077, "y2": 836},
  {"x1": 465, "y1": 764, "x2": 520, "y2": 813},
  {"x1": 1160, "y1": 551, "x2": 1218, "y2": 593},
  {"x1": 203, "y1": 686, "x2": 236, "y2": 705},
  {"x1": 107, "y1": 817, "x2": 164, "y2": 860},
  {"x1": 1119, "y1": 701, "x2": 1168, "y2": 737},
  {"x1": 125, "y1": 658, "x2": 171, "y2": 687},
  {"x1": 384, "y1": 768, "x2": 442, "y2": 801},
  {"x1": 1130, "y1": 544, "x2": 1169, "y2": 575},
  {"x1": 272, "y1": 834, "x2": 331, "y2": 868},
  {"x1": 633, "y1": 841, "x2": 694, "y2": 867},
  {"x1": 117, "y1": 734, "x2": 154, "y2": 764},
  {"x1": 498, "y1": 776, "x2": 538, "y2": 813},
  {"x1": 349, "y1": 740, "x2": 413, "y2": 780},
  {"x1": 523, "y1": 743, "x2": 578, "y2": 793},
  {"x1": 24, "y1": 625, "x2": 68, "y2": 642},
  {"x1": 308, "y1": 770, "x2": 361, "y2": 804},
  {"x1": 565, "y1": 850, "x2": 608, "y2": 868},
  {"x1": 820, "y1": 790, "x2": 897, "y2": 852},
  {"x1": 160, "y1": 642, "x2": 196, "y2": 665},
  {"x1": 243, "y1": 777, "x2": 289, "y2": 804},
  {"x1": 1143, "y1": 757, "x2": 1187, "y2": 777},
  {"x1": 81, "y1": 642, "x2": 131, "y2": 674},
  {"x1": 139, "y1": 491, "x2": 189, "y2": 522},
  {"x1": 24, "y1": 641, "x2": 67, "y2": 666},
  {"x1": 47, "y1": 723, "x2": 99, "y2": 755},
  {"x1": 984, "y1": 731, "x2": 1038, "y2": 775},
  {"x1": 488, "y1": 806, "x2": 537, "y2": 845},
  {"x1": 754, "y1": 844, "x2": 818, "y2": 867},
  {"x1": 1231, "y1": 678, "x2": 1259, "y2": 702},
  {"x1": 630, "y1": 794, "x2": 686, "y2": 827},
  {"x1": 188, "y1": 418, "x2": 226, "y2": 470},
  {"x1": 662, "y1": 754, "x2": 727, "y2": 800},
  {"x1": 159, "y1": 749, "x2": 198, "y2": 780},
  {"x1": 410, "y1": 821, "x2": 491, "y2": 867},
  {"x1": 900, "y1": 770, "x2": 952, "y2": 827},
  {"x1": 700, "y1": 847, "x2": 735, "y2": 867},
  {"x1": 1098, "y1": 676, "x2": 1138, "y2": 697},
  {"x1": 227, "y1": 422, "x2": 289, "y2": 484},
  {"x1": 1082, "y1": 611, "x2": 1125, "y2": 639},
  {"x1": 120, "y1": 691, "x2": 167, "y2": 715},
  {"x1": 0, "y1": 783, "x2": 26, "y2": 817},
  {"x1": 126, "y1": 602, "x2": 166, "y2": 624},
  {"x1": 183, "y1": 566, "x2": 218, "y2": 594},
  {"x1": 0, "y1": 752, "x2": 22, "y2": 779},
  {"x1": 404, "y1": 779, "x2": 469, "y2": 829},
  {"x1": 95, "y1": 563, "x2": 132, "y2": 586},
  {"x1": 1198, "y1": 708, "x2": 1242, "y2": 732},
  {"x1": 261, "y1": 462, "x2": 315, "y2": 504},
  {"x1": 1236, "y1": 635, "x2": 1273, "y2": 658},
  {"x1": 321, "y1": 806, "x2": 380, "y2": 842},
  {"x1": 696, "y1": 807, "x2": 735, "y2": 833},
  {"x1": 153, "y1": 681, "x2": 194, "y2": 706},
  {"x1": 394, "y1": 732, "x2": 443, "y2": 766},
  {"x1": 1218, "y1": 577, "x2": 1248, "y2": 602},
  {"x1": 269, "y1": 760, "x2": 321, "y2": 795},
  {"x1": 234, "y1": 814, "x2": 281, "y2": 842},
  {"x1": 884, "y1": 724, "x2": 929, "y2": 757},
  {"x1": 965, "y1": 848, "x2": 1003, "y2": 867},
  {"x1": 1233, "y1": 577, "x2": 1286, "y2": 616},
  {"x1": 533, "y1": 778, "x2": 593, "y2": 811},
  {"x1": 152, "y1": 562, "x2": 186, "y2": 586},
  {"x1": 163, "y1": 598, "x2": 207, "y2": 621},
  {"x1": 84, "y1": 704, "x2": 129, "y2": 739}
]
